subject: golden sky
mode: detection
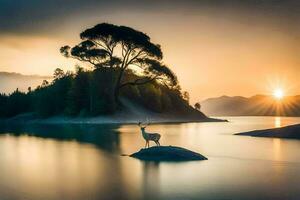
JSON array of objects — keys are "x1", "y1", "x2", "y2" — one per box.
[{"x1": 0, "y1": 1, "x2": 299, "y2": 101}]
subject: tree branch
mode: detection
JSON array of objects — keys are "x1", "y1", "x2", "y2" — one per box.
[
  {"x1": 69, "y1": 55, "x2": 97, "y2": 66},
  {"x1": 93, "y1": 40, "x2": 109, "y2": 51},
  {"x1": 127, "y1": 50, "x2": 145, "y2": 66},
  {"x1": 118, "y1": 75, "x2": 161, "y2": 89}
]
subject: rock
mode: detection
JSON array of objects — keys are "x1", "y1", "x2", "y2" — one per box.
[
  {"x1": 236, "y1": 123, "x2": 300, "y2": 139},
  {"x1": 130, "y1": 146, "x2": 207, "y2": 161}
]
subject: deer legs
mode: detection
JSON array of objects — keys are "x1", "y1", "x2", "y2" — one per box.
[{"x1": 145, "y1": 140, "x2": 160, "y2": 148}]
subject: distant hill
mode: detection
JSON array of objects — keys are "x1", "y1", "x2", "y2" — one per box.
[
  {"x1": 201, "y1": 95, "x2": 300, "y2": 116},
  {"x1": 0, "y1": 72, "x2": 52, "y2": 94}
]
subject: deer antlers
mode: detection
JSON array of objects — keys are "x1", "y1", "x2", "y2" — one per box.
[{"x1": 138, "y1": 119, "x2": 150, "y2": 128}]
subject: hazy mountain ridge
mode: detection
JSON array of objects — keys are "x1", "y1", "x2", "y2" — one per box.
[
  {"x1": 201, "y1": 95, "x2": 300, "y2": 116},
  {"x1": 0, "y1": 72, "x2": 52, "y2": 94}
]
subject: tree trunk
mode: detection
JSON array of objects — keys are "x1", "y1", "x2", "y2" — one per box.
[
  {"x1": 114, "y1": 68, "x2": 125, "y2": 106},
  {"x1": 114, "y1": 87, "x2": 120, "y2": 106}
]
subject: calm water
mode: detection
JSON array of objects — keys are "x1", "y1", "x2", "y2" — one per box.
[{"x1": 0, "y1": 116, "x2": 300, "y2": 200}]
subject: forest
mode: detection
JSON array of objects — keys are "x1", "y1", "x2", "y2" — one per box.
[
  {"x1": 0, "y1": 66, "x2": 198, "y2": 118},
  {"x1": 0, "y1": 23, "x2": 201, "y2": 118}
]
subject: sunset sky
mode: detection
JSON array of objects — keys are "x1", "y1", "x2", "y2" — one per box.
[{"x1": 0, "y1": 0, "x2": 299, "y2": 101}]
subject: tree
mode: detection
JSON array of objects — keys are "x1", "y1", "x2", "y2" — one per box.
[
  {"x1": 67, "y1": 66, "x2": 90, "y2": 115},
  {"x1": 183, "y1": 91, "x2": 190, "y2": 103},
  {"x1": 194, "y1": 102, "x2": 201, "y2": 111},
  {"x1": 5, "y1": 89, "x2": 30, "y2": 117},
  {"x1": 41, "y1": 80, "x2": 49, "y2": 87},
  {"x1": 53, "y1": 68, "x2": 65, "y2": 80},
  {"x1": 60, "y1": 23, "x2": 178, "y2": 105},
  {"x1": 0, "y1": 93, "x2": 8, "y2": 118}
]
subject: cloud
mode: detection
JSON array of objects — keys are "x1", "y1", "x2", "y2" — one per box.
[{"x1": 0, "y1": 0, "x2": 299, "y2": 36}]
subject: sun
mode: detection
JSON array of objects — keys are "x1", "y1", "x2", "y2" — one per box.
[{"x1": 273, "y1": 89, "x2": 284, "y2": 100}]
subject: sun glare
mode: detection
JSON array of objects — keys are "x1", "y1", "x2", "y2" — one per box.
[{"x1": 273, "y1": 89, "x2": 284, "y2": 100}]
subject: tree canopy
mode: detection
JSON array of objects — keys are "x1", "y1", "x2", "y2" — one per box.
[
  {"x1": 194, "y1": 102, "x2": 201, "y2": 111},
  {"x1": 60, "y1": 23, "x2": 178, "y2": 103}
]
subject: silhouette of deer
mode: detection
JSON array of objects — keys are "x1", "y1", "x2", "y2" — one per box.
[{"x1": 138, "y1": 122, "x2": 161, "y2": 148}]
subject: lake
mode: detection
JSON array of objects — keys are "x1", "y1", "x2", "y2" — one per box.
[{"x1": 0, "y1": 116, "x2": 300, "y2": 200}]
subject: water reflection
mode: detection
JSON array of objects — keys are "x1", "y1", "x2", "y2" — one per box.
[
  {"x1": 274, "y1": 117, "x2": 281, "y2": 128},
  {"x1": 142, "y1": 162, "x2": 161, "y2": 200},
  {"x1": 0, "y1": 117, "x2": 300, "y2": 200},
  {"x1": 272, "y1": 138, "x2": 282, "y2": 160},
  {"x1": 0, "y1": 135, "x2": 137, "y2": 200},
  {"x1": 0, "y1": 124, "x2": 121, "y2": 152}
]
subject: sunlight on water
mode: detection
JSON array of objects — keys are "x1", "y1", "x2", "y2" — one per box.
[
  {"x1": 0, "y1": 117, "x2": 300, "y2": 200},
  {"x1": 272, "y1": 138, "x2": 282, "y2": 161},
  {"x1": 274, "y1": 116, "x2": 281, "y2": 128}
]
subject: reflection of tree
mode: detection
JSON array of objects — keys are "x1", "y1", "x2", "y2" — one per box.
[
  {"x1": 142, "y1": 162, "x2": 161, "y2": 200},
  {"x1": 0, "y1": 124, "x2": 121, "y2": 152}
]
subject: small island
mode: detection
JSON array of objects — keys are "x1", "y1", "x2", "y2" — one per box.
[
  {"x1": 236, "y1": 123, "x2": 300, "y2": 139},
  {"x1": 130, "y1": 146, "x2": 208, "y2": 161},
  {"x1": 0, "y1": 23, "x2": 225, "y2": 124}
]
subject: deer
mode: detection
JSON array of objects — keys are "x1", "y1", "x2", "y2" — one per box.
[{"x1": 138, "y1": 121, "x2": 161, "y2": 148}]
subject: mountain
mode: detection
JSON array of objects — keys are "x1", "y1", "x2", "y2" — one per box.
[
  {"x1": 0, "y1": 72, "x2": 52, "y2": 94},
  {"x1": 201, "y1": 95, "x2": 300, "y2": 116}
]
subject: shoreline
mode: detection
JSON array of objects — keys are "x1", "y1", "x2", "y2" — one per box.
[
  {"x1": 0, "y1": 113, "x2": 227, "y2": 125},
  {"x1": 236, "y1": 123, "x2": 300, "y2": 139}
]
